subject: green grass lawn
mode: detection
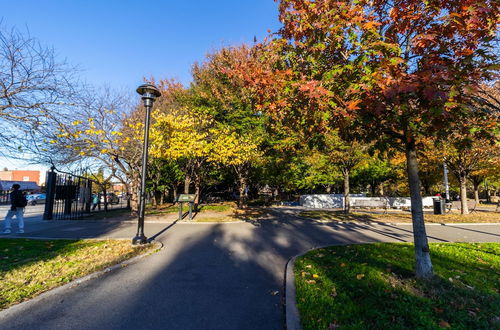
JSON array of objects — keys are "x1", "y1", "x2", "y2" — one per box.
[
  {"x1": 0, "y1": 239, "x2": 159, "y2": 310},
  {"x1": 295, "y1": 243, "x2": 500, "y2": 329}
]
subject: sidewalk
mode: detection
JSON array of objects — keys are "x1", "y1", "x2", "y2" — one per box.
[{"x1": 1, "y1": 211, "x2": 499, "y2": 330}]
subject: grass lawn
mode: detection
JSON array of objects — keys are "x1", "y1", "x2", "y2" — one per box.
[
  {"x1": 295, "y1": 243, "x2": 500, "y2": 329},
  {"x1": 146, "y1": 202, "x2": 236, "y2": 215},
  {"x1": 298, "y1": 210, "x2": 500, "y2": 224},
  {"x1": 145, "y1": 202, "x2": 272, "y2": 223},
  {"x1": 0, "y1": 239, "x2": 159, "y2": 310}
]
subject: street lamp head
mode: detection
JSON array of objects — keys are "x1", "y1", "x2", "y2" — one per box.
[{"x1": 136, "y1": 83, "x2": 161, "y2": 107}]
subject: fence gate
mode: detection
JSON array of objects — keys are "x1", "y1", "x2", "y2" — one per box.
[{"x1": 43, "y1": 168, "x2": 93, "y2": 220}]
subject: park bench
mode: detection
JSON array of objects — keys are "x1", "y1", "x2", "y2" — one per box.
[
  {"x1": 351, "y1": 198, "x2": 389, "y2": 214},
  {"x1": 445, "y1": 200, "x2": 477, "y2": 214}
]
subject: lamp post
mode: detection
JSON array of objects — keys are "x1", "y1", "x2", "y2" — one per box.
[{"x1": 132, "y1": 83, "x2": 161, "y2": 245}]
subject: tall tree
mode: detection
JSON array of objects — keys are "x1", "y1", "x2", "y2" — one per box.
[{"x1": 269, "y1": 0, "x2": 499, "y2": 278}]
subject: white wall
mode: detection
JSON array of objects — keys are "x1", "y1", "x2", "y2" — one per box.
[
  {"x1": 300, "y1": 194, "x2": 435, "y2": 209},
  {"x1": 299, "y1": 194, "x2": 365, "y2": 209}
]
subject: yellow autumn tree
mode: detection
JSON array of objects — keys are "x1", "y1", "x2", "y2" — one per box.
[
  {"x1": 209, "y1": 127, "x2": 263, "y2": 207},
  {"x1": 150, "y1": 108, "x2": 213, "y2": 206}
]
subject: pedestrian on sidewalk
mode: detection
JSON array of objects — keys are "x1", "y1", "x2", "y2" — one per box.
[{"x1": 3, "y1": 184, "x2": 27, "y2": 234}]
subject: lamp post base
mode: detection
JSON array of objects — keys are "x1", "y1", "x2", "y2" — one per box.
[{"x1": 132, "y1": 234, "x2": 149, "y2": 245}]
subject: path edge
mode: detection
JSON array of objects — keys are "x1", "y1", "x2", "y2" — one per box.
[{"x1": 285, "y1": 255, "x2": 301, "y2": 330}]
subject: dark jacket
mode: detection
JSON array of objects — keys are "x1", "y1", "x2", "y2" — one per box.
[{"x1": 10, "y1": 190, "x2": 26, "y2": 209}]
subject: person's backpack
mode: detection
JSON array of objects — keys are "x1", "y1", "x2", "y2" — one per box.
[{"x1": 20, "y1": 194, "x2": 28, "y2": 207}]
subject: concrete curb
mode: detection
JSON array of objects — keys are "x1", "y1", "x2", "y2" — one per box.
[
  {"x1": 285, "y1": 256, "x2": 301, "y2": 330},
  {"x1": 0, "y1": 241, "x2": 163, "y2": 319}
]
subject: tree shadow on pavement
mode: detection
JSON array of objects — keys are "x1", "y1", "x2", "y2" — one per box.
[{"x1": 1, "y1": 207, "x2": 460, "y2": 330}]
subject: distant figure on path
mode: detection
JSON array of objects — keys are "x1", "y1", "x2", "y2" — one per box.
[
  {"x1": 3, "y1": 184, "x2": 27, "y2": 234},
  {"x1": 91, "y1": 193, "x2": 99, "y2": 210}
]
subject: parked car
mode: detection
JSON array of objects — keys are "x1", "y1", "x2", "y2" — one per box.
[
  {"x1": 100, "y1": 193, "x2": 120, "y2": 205},
  {"x1": 26, "y1": 193, "x2": 46, "y2": 205}
]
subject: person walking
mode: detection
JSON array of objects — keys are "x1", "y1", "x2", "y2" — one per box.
[
  {"x1": 91, "y1": 193, "x2": 99, "y2": 211},
  {"x1": 3, "y1": 184, "x2": 27, "y2": 234}
]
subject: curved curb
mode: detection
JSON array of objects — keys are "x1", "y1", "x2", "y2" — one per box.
[
  {"x1": 285, "y1": 255, "x2": 302, "y2": 330},
  {"x1": 0, "y1": 241, "x2": 163, "y2": 319}
]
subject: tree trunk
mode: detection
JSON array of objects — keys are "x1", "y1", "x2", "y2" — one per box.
[
  {"x1": 172, "y1": 186, "x2": 178, "y2": 204},
  {"x1": 459, "y1": 173, "x2": 469, "y2": 214},
  {"x1": 342, "y1": 169, "x2": 350, "y2": 214},
  {"x1": 194, "y1": 175, "x2": 201, "y2": 211},
  {"x1": 378, "y1": 183, "x2": 384, "y2": 196},
  {"x1": 184, "y1": 175, "x2": 191, "y2": 194},
  {"x1": 238, "y1": 175, "x2": 247, "y2": 209},
  {"x1": 405, "y1": 141, "x2": 433, "y2": 279},
  {"x1": 471, "y1": 176, "x2": 481, "y2": 204}
]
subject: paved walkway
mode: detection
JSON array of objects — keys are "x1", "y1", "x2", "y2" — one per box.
[{"x1": 1, "y1": 208, "x2": 499, "y2": 330}]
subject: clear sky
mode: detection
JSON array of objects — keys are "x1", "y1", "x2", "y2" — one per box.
[{"x1": 0, "y1": 0, "x2": 282, "y2": 171}]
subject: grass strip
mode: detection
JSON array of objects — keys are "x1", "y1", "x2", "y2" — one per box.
[
  {"x1": 0, "y1": 239, "x2": 159, "y2": 309},
  {"x1": 295, "y1": 243, "x2": 500, "y2": 329},
  {"x1": 299, "y1": 210, "x2": 500, "y2": 223}
]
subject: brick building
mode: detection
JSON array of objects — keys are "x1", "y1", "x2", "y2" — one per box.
[{"x1": 0, "y1": 170, "x2": 41, "y2": 185}]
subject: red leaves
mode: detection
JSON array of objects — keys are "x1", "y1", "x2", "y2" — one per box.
[{"x1": 346, "y1": 100, "x2": 361, "y2": 111}]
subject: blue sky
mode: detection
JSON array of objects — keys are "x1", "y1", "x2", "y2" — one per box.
[
  {"x1": 1, "y1": 0, "x2": 282, "y2": 171},
  {"x1": 2, "y1": 0, "x2": 281, "y2": 88}
]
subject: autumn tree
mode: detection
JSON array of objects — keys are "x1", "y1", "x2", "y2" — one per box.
[
  {"x1": 442, "y1": 129, "x2": 499, "y2": 213},
  {"x1": 191, "y1": 45, "x2": 270, "y2": 207},
  {"x1": 270, "y1": 0, "x2": 499, "y2": 278},
  {"x1": 42, "y1": 87, "x2": 145, "y2": 211}
]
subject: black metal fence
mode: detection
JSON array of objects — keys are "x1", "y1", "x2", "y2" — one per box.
[{"x1": 43, "y1": 168, "x2": 129, "y2": 220}]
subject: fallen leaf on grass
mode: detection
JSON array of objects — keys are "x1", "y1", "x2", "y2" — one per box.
[
  {"x1": 306, "y1": 265, "x2": 312, "y2": 269},
  {"x1": 306, "y1": 280, "x2": 317, "y2": 284},
  {"x1": 434, "y1": 308, "x2": 444, "y2": 314},
  {"x1": 330, "y1": 288, "x2": 337, "y2": 297},
  {"x1": 328, "y1": 321, "x2": 340, "y2": 329},
  {"x1": 438, "y1": 320, "x2": 451, "y2": 328},
  {"x1": 340, "y1": 263, "x2": 346, "y2": 267},
  {"x1": 356, "y1": 274, "x2": 365, "y2": 280},
  {"x1": 312, "y1": 274, "x2": 319, "y2": 278}
]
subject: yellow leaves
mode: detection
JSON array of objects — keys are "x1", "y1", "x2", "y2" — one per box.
[
  {"x1": 100, "y1": 149, "x2": 108, "y2": 154},
  {"x1": 71, "y1": 120, "x2": 82, "y2": 126},
  {"x1": 312, "y1": 274, "x2": 319, "y2": 278}
]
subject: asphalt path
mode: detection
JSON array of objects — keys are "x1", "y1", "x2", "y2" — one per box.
[{"x1": 1, "y1": 208, "x2": 499, "y2": 330}]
